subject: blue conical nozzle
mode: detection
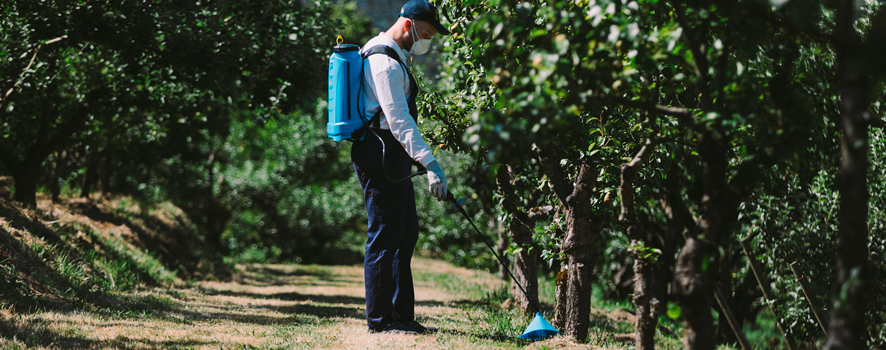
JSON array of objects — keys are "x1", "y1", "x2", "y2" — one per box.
[{"x1": 519, "y1": 312, "x2": 560, "y2": 340}]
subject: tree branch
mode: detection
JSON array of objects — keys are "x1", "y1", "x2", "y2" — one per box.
[
  {"x1": 595, "y1": 95, "x2": 695, "y2": 124},
  {"x1": 1, "y1": 35, "x2": 68, "y2": 105},
  {"x1": 619, "y1": 139, "x2": 659, "y2": 234},
  {"x1": 536, "y1": 144, "x2": 574, "y2": 206},
  {"x1": 527, "y1": 205, "x2": 557, "y2": 221},
  {"x1": 674, "y1": 4, "x2": 713, "y2": 111}
]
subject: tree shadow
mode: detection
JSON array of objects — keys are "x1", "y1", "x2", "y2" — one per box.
[
  {"x1": 588, "y1": 312, "x2": 636, "y2": 336},
  {"x1": 204, "y1": 288, "x2": 368, "y2": 307},
  {"x1": 65, "y1": 199, "x2": 216, "y2": 279},
  {"x1": 248, "y1": 265, "x2": 332, "y2": 277},
  {"x1": 0, "y1": 222, "x2": 82, "y2": 312},
  {"x1": 259, "y1": 303, "x2": 366, "y2": 321},
  {"x1": 414, "y1": 298, "x2": 490, "y2": 308},
  {"x1": 0, "y1": 314, "x2": 218, "y2": 349},
  {"x1": 439, "y1": 328, "x2": 530, "y2": 344}
]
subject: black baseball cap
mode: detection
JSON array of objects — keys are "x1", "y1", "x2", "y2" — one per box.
[{"x1": 399, "y1": 0, "x2": 450, "y2": 35}]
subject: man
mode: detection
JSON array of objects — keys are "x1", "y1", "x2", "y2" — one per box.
[{"x1": 351, "y1": 0, "x2": 450, "y2": 335}]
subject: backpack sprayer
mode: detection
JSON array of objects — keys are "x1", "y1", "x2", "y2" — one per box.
[
  {"x1": 326, "y1": 36, "x2": 364, "y2": 142},
  {"x1": 327, "y1": 36, "x2": 558, "y2": 340},
  {"x1": 327, "y1": 35, "x2": 426, "y2": 182}
]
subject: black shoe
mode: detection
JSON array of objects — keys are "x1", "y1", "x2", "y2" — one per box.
[
  {"x1": 368, "y1": 322, "x2": 418, "y2": 335},
  {"x1": 403, "y1": 320, "x2": 438, "y2": 334}
]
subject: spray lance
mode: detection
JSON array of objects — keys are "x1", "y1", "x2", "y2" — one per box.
[{"x1": 445, "y1": 191, "x2": 560, "y2": 340}]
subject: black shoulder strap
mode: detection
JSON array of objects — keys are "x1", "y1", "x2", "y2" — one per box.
[
  {"x1": 362, "y1": 45, "x2": 407, "y2": 70},
  {"x1": 351, "y1": 46, "x2": 395, "y2": 141},
  {"x1": 362, "y1": 45, "x2": 415, "y2": 90},
  {"x1": 351, "y1": 45, "x2": 416, "y2": 141}
]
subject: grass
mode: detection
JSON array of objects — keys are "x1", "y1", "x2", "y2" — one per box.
[
  {"x1": 0, "y1": 194, "x2": 810, "y2": 349},
  {"x1": 0, "y1": 192, "x2": 232, "y2": 338},
  {"x1": 0, "y1": 258, "x2": 603, "y2": 349},
  {"x1": 17, "y1": 220, "x2": 174, "y2": 296},
  {"x1": 2, "y1": 251, "x2": 813, "y2": 350}
]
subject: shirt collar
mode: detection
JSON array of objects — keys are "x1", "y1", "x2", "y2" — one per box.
[{"x1": 373, "y1": 32, "x2": 409, "y2": 64}]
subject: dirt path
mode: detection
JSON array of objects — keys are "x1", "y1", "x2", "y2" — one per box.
[{"x1": 3, "y1": 257, "x2": 613, "y2": 349}]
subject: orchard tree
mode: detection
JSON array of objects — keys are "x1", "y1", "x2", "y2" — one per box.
[
  {"x1": 825, "y1": 0, "x2": 886, "y2": 348},
  {"x1": 426, "y1": 0, "x2": 858, "y2": 347},
  {"x1": 0, "y1": 0, "x2": 368, "y2": 255}
]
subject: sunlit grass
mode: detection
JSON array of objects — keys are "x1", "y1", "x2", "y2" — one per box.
[{"x1": 3, "y1": 250, "x2": 790, "y2": 350}]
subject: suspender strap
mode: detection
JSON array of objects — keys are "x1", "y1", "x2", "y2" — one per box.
[
  {"x1": 361, "y1": 45, "x2": 419, "y2": 121},
  {"x1": 353, "y1": 45, "x2": 419, "y2": 141}
]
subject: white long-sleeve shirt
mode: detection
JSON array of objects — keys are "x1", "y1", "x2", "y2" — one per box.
[{"x1": 360, "y1": 33, "x2": 436, "y2": 168}]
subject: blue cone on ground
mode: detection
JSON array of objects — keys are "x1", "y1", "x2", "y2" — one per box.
[{"x1": 519, "y1": 312, "x2": 559, "y2": 340}]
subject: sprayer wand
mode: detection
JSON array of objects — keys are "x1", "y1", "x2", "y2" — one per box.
[{"x1": 446, "y1": 192, "x2": 544, "y2": 314}]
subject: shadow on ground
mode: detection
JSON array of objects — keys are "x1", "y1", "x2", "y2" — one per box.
[
  {"x1": 0, "y1": 317, "x2": 217, "y2": 350},
  {"x1": 205, "y1": 288, "x2": 367, "y2": 307}
]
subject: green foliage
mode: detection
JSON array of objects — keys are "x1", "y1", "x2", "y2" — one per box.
[
  {"x1": 0, "y1": 0, "x2": 379, "y2": 263},
  {"x1": 739, "y1": 126, "x2": 886, "y2": 346},
  {"x1": 427, "y1": 0, "x2": 885, "y2": 345},
  {"x1": 219, "y1": 100, "x2": 366, "y2": 263},
  {"x1": 629, "y1": 241, "x2": 662, "y2": 265}
]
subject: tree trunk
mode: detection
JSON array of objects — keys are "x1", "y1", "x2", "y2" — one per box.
[
  {"x1": 496, "y1": 219, "x2": 509, "y2": 281},
  {"x1": 0, "y1": 90, "x2": 99, "y2": 207},
  {"x1": 11, "y1": 166, "x2": 38, "y2": 207},
  {"x1": 495, "y1": 165, "x2": 539, "y2": 313},
  {"x1": 100, "y1": 151, "x2": 112, "y2": 196},
  {"x1": 81, "y1": 153, "x2": 98, "y2": 198},
  {"x1": 511, "y1": 218, "x2": 538, "y2": 313},
  {"x1": 50, "y1": 151, "x2": 63, "y2": 202},
  {"x1": 205, "y1": 152, "x2": 229, "y2": 250},
  {"x1": 673, "y1": 133, "x2": 735, "y2": 350},
  {"x1": 537, "y1": 145, "x2": 597, "y2": 341},
  {"x1": 633, "y1": 258, "x2": 659, "y2": 350},
  {"x1": 672, "y1": 237, "x2": 716, "y2": 350},
  {"x1": 561, "y1": 161, "x2": 596, "y2": 342},
  {"x1": 826, "y1": 2, "x2": 870, "y2": 348},
  {"x1": 717, "y1": 249, "x2": 737, "y2": 345},
  {"x1": 552, "y1": 264, "x2": 568, "y2": 330},
  {"x1": 619, "y1": 139, "x2": 661, "y2": 350}
]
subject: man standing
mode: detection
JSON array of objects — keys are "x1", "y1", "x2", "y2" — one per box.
[{"x1": 351, "y1": 0, "x2": 450, "y2": 335}]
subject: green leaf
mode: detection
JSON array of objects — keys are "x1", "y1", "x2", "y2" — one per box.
[{"x1": 667, "y1": 304, "x2": 682, "y2": 320}]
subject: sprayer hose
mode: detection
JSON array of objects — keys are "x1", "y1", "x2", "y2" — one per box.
[{"x1": 368, "y1": 127, "x2": 427, "y2": 183}]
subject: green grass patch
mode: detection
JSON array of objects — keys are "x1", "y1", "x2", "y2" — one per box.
[{"x1": 81, "y1": 224, "x2": 179, "y2": 286}]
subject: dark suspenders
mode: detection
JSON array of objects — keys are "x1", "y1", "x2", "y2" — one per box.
[{"x1": 352, "y1": 45, "x2": 418, "y2": 141}]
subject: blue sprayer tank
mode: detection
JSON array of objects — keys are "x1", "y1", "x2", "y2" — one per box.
[{"x1": 327, "y1": 38, "x2": 364, "y2": 141}]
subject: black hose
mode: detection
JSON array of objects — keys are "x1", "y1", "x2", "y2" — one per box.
[
  {"x1": 369, "y1": 127, "x2": 427, "y2": 183},
  {"x1": 446, "y1": 192, "x2": 544, "y2": 313}
]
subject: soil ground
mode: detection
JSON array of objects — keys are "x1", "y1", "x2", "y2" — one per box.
[{"x1": 1, "y1": 257, "x2": 633, "y2": 349}]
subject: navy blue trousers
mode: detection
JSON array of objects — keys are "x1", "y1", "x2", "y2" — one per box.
[{"x1": 352, "y1": 129, "x2": 418, "y2": 330}]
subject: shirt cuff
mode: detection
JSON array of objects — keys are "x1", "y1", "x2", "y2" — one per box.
[{"x1": 417, "y1": 152, "x2": 437, "y2": 168}]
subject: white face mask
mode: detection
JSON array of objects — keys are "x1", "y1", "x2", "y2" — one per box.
[{"x1": 409, "y1": 20, "x2": 432, "y2": 56}]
